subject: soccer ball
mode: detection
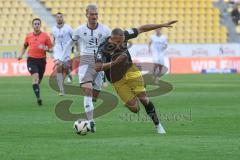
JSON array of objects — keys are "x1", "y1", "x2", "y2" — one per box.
[{"x1": 73, "y1": 119, "x2": 90, "y2": 135}]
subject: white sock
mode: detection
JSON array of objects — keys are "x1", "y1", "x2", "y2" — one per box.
[
  {"x1": 56, "y1": 73, "x2": 64, "y2": 93},
  {"x1": 84, "y1": 96, "x2": 94, "y2": 120}
]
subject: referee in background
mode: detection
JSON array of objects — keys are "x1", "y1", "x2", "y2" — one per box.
[{"x1": 18, "y1": 18, "x2": 53, "y2": 106}]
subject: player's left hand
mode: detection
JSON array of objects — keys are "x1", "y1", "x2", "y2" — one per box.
[
  {"x1": 167, "y1": 20, "x2": 178, "y2": 25},
  {"x1": 162, "y1": 20, "x2": 178, "y2": 28}
]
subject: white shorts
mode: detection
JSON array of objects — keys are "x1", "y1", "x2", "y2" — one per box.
[
  {"x1": 78, "y1": 55, "x2": 96, "y2": 84},
  {"x1": 152, "y1": 51, "x2": 165, "y2": 65},
  {"x1": 93, "y1": 71, "x2": 104, "y2": 91},
  {"x1": 53, "y1": 47, "x2": 71, "y2": 61}
]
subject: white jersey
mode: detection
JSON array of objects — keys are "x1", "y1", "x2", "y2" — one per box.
[
  {"x1": 52, "y1": 24, "x2": 73, "y2": 60},
  {"x1": 150, "y1": 34, "x2": 168, "y2": 54},
  {"x1": 72, "y1": 23, "x2": 110, "y2": 56}
]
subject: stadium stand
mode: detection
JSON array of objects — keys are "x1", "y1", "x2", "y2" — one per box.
[
  {"x1": 0, "y1": 0, "x2": 50, "y2": 45},
  {"x1": 40, "y1": 0, "x2": 228, "y2": 44},
  {"x1": 0, "y1": 0, "x2": 228, "y2": 45}
]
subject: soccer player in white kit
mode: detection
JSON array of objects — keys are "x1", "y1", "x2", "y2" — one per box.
[
  {"x1": 52, "y1": 12, "x2": 73, "y2": 96},
  {"x1": 148, "y1": 28, "x2": 168, "y2": 84},
  {"x1": 58, "y1": 4, "x2": 110, "y2": 132}
]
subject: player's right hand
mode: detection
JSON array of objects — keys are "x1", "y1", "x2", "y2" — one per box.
[
  {"x1": 95, "y1": 62, "x2": 103, "y2": 72},
  {"x1": 17, "y1": 56, "x2": 22, "y2": 61}
]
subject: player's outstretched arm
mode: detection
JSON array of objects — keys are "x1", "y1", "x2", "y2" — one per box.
[{"x1": 137, "y1": 20, "x2": 178, "y2": 34}]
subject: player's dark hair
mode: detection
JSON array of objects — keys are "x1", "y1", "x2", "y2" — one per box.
[
  {"x1": 32, "y1": 18, "x2": 41, "y2": 25},
  {"x1": 111, "y1": 28, "x2": 124, "y2": 36},
  {"x1": 56, "y1": 12, "x2": 63, "y2": 16}
]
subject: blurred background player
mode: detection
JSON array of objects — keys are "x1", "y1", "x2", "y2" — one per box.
[
  {"x1": 18, "y1": 18, "x2": 53, "y2": 106},
  {"x1": 96, "y1": 20, "x2": 177, "y2": 134},
  {"x1": 57, "y1": 4, "x2": 110, "y2": 132},
  {"x1": 52, "y1": 12, "x2": 73, "y2": 96},
  {"x1": 231, "y1": 5, "x2": 240, "y2": 25},
  {"x1": 148, "y1": 28, "x2": 168, "y2": 84}
]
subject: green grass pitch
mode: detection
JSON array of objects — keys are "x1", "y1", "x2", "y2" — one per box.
[{"x1": 0, "y1": 74, "x2": 240, "y2": 160}]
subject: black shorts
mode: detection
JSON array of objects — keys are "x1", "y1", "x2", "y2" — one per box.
[{"x1": 27, "y1": 57, "x2": 46, "y2": 78}]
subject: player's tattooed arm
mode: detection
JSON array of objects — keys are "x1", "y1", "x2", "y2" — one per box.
[
  {"x1": 137, "y1": 20, "x2": 178, "y2": 34},
  {"x1": 95, "y1": 54, "x2": 128, "y2": 72}
]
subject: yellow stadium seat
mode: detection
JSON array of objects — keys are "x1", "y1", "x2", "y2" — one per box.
[{"x1": 0, "y1": 0, "x2": 228, "y2": 44}]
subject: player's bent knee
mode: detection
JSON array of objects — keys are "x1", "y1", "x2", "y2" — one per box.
[
  {"x1": 81, "y1": 82, "x2": 92, "y2": 89},
  {"x1": 32, "y1": 73, "x2": 39, "y2": 84},
  {"x1": 82, "y1": 88, "x2": 92, "y2": 96},
  {"x1": 125, "y1": 100, "x2": 140, "y2": 113},
  {"x1": 81, "y1": 83, "x2": 93, "y2": 96},
  {"x1": 126, "y1": 106, "x2": 140, "y2": 113},
  {"x1": 126, "y1": 99, "x2": 137, "y2": 107},
  {"x1": 57, "y1": 66, "x2": 63, "y2": 73},
  {"x1": 32, "y1": 79, "x2": 39, "y2": 84}
]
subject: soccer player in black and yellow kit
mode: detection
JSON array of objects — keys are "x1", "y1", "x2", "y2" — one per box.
[{"x1": 95, "y1": 20, "x2": 177, "y2": 134}]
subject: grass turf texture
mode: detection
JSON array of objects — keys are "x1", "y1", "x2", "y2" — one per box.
[{"x1": 0, "y1": 74, "x2": 240, "y2": 160}]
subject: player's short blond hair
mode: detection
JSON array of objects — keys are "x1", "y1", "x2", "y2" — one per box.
[{"x1": 86, "y1": 4, "x2": 98, "y2": 13}]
